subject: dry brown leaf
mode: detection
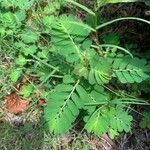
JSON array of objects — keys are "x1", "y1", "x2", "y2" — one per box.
[{"x1": 4, "y1": 93, "x2": 28, "y2": 114}]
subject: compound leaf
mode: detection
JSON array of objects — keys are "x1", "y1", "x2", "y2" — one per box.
[
  {"x1": 88, "y1": 56, "x2": 112, "y2": 85},
  {"x1": 51, "y1": 15, "x2": 92, "y2": 62},
  {"x1": 112, "y1": 56, "x2": 150, "y2": 83},
  {"x1": 44, "y1": 80, "x2": 89, "y2": 135}
]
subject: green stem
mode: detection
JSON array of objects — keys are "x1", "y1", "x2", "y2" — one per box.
[
  {"x1": 30, "y1": 54, "x2": 59, "y2": 71},
  {"x1": 85, "y1": 101, "x2": 150, "y2": 106},
  {"x1": 102, "y1": 85, "x2": 121, "y2": 97},
  {"x1": 96, "y1": 17, "x2": 150, "y2": 30},
  {"x1": 99, "y1": 44, "x2": 133, "y2": 58},
  {"x1": 38, "y1": 67, "x2": 59, "y2": 88}
]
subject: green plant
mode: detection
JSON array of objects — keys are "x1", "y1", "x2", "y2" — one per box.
[
  {"x1": 42, "y1": 0, "x2": 150, "y2": 138},
  {"x1": 0, "y1": 0, "x2": 150, "y2": 140}
]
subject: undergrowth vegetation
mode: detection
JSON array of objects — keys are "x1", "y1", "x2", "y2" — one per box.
[{"x1": 0, "y1": 0, "x2": 150, "y2": 149}]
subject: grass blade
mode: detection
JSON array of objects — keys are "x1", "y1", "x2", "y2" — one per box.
[{"x1": 96, "y1": 17, "x2": 150, "y2": 30}]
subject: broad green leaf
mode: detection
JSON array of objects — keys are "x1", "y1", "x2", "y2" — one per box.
[
  {"x1": 21, "y1": 29, "x2": 39, "y2": 44},
  {"x1": 10, "y1": 69, "x2": 22, "y2": 82},
  {"x1": 1, "y1": 12, "x2": 17, "y2": 29},
  {"x1": 26, "y1": 45, "x2": 37, "y2": 56},
  {"x1": 15, "y1": 54, "x2": 27, "y2": 66},
  {"x1": 15, "y1": 42, "x2": 37, "y2": 56}
]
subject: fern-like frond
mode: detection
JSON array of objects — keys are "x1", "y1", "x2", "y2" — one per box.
[
  {"x1": 44, "y1": 78, "x2": 90, "y2": 135},
  {"x1": 74, "y1": 51, "x2": 112, "y2": 85},
  {"x1": 88, "y1": 56, "x2": 112, "y2": 85},
  {"x1": 51, "y1": 15, "x2": 91, "y2": 62},
  {"x1": 112, "y1": 56, "x2": 149, "y2": 83},
  {"x1": 109, "y1": 107, "x2": 133, "y2": 132},
  {"x1": 85, "y1": 106, "x2": 133, "y2": 136},
  {"x1": 85, "y1": 108, "x2": 109, "y2": 135},
  {"x1": 84, "y1": 85, "x2": 109, "y2": 124}
]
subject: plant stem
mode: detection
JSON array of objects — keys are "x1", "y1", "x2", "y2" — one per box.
[
  {"x1": 38, "y1": 67, "x2": 59, "y2": 88},
  {"x1": 93, "y1": 0, "x2": 103, "y2": 56},
  {"x1": 85, "y1": 101, "x2": 150, "y2": 106},
  {"x1": 30, "y1": 54, "x2": 59, "y2": 72}
]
